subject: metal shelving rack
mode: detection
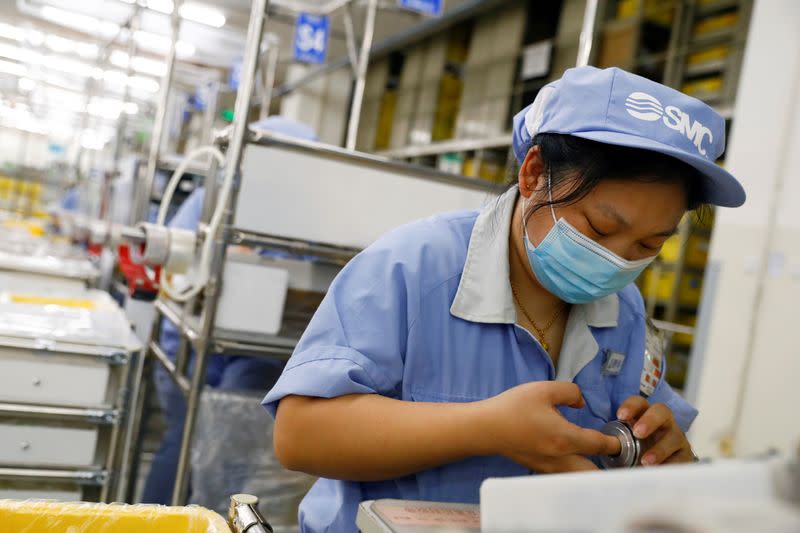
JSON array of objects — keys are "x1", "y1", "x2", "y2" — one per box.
[
  {"x1": 0, "y1": 330, "x2": 142, "y2": 503},
  {"x1": 369, "y1": 0, "x2": 603, "y2": 183},
  {"x1": 126, "y1": 0, "x2": 502, "y2": 507}
]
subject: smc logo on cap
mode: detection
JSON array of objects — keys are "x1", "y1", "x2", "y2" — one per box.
[
  {"x1": 625, "y1": 92, "x2": 664, "y2": 121},
  {"x1": 511, "y1": 66, "x2": 745, "y2": 207},
  {"x1": 625, "y1": 91, "x2": 714, "y2": 157}
]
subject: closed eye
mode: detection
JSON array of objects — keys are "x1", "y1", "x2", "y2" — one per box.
[{"x1": 587, "y1": 219, "x2": 608, "y2": 237}]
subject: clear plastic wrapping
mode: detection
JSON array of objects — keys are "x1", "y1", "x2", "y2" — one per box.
[
  {"x1": 0, "y1": 249, "x2": 98, "y2": 280},
  {"x1": 0, "y1": 499, "x2": 231, "y2": 533},
  {"x1": 191, "y1": 389, "x2": 315, "y2": 533},
  {"x1": 0, "y1": 289, "x2": 141, "y2": 350}
]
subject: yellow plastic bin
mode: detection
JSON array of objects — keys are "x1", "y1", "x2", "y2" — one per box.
[{"x1": 0, "y1": 499, "x2": 232, "y2": 533}]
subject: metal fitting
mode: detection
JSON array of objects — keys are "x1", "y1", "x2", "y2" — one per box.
[
  {"x1": 601, "y1": 420, "x2": 642, "y2": 469},
  {"x1": 165, "y1": 228, "x2": 196, "y2": 274},
  {"x1": 228, "y1": 494, "x2": 273, "y2": 533},
  {"x1": 89, "y1": 221, "x2": 110, "y2": 246},
  {"x1": 135, "y1": 222, "x2": 171, "y2": 266}
]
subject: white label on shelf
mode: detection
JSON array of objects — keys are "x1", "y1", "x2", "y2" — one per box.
[{"x1": 521, "y1": 40, "x2": 553, "y2": 80}]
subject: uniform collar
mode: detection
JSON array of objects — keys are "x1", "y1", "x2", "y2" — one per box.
[{"x1": 450, "y1": 186, "x2": 619, "y2": 328}]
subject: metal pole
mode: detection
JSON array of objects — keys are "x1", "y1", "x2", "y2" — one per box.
[
  {"x1": 259, "y1": 36, "x2": 280, "y2": 121},
  {"x1": 74, "y1": 19, "x2": 133, "y2": 178},
  {"x1": 345, "y1": 0, "x2": 378, "y2": 151},
  {"x1": 342, "y1": 1, "x2": 360, "y2": 77},
  {"x1": 576, "y1": 0, "x2": 600, "y2": 67},
  {"x1": 113, "y1": 7, "x2": 141, "y2": 175},
  {"x1": 171, "y1": 0, "x2": 271, "y2": 506},
  {"x1": 134, "y1": 1, "x2": 183, "y2": 224}
]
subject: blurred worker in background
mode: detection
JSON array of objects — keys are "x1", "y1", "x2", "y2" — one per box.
[{"x1": 141, "y1": 116, "x2": 318, "y2": 505}]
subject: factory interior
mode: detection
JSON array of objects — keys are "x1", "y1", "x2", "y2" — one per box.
[{"x1": 0, "y1": 0, "x2": 798, "y2": 531}]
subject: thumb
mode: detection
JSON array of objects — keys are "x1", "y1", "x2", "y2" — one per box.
[
  {"x1": 543, "y1": 382, "x2": 586, "y2": 409},
  {"x1": 569, "y1": 426, "x2": 623, "y2": 457}
]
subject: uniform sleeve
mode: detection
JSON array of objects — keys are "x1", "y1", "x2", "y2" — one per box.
[
  {"x1": 617, "y1": 286, "x2": 698, "y2": 433},
  {"x1": 648, "y1": 364, "x2": 698, "y2": 433},
  {"x1": 262, "y1": 232, "x2": 417, "y2": 418}
]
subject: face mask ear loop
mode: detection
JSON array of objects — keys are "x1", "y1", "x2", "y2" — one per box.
[{"x1": 547, "y1": 170, "x2": 557, "y2": 224}]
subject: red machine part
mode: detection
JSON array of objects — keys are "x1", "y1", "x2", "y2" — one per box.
[{"x1": 118, "y1": 244, "x2": 161, "y2": 297}]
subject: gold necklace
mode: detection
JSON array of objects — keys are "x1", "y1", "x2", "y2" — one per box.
[{"x1": 510, "y1": 283, "x2": 567, "y2": 352}]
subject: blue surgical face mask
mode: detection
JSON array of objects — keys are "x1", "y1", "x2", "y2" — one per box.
[{"x1": 522, "y1": 178, "x2": 654, "y2": 304}]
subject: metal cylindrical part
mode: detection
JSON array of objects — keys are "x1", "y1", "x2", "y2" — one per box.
[
  {"x1": 600, "y1": 420, "x2": 642, "y2": 469},
  {"x1": 89, "y1": 221, "x2": 110, "y2": 246},
  {"x1": 165, "y1": 228, "x2": 196, "y2": 274},
  {"x1": 228, "y1": 494, "x2": 273, "y2": 533},
  {"x1": 135, "y1": 223, "x2": 170, "y2": 265}
]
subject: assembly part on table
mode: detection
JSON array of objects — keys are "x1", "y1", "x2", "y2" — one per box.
[{"x1": 357, "y1": 499, "x2": 480, "y2": 533}]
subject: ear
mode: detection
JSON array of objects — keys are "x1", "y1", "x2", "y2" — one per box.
[{"x1": 517, "y1": 145, "x2": 547, "y2": 199}]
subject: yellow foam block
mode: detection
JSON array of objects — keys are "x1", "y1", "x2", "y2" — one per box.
[
  {"x1": 10, "y1": 295, "x2": 97, "y2": 309},
  {"x1": 0, "y1": 499, "x2": 231, "y2": 533}
]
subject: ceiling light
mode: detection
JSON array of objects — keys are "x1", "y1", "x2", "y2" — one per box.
[
  {"x1": 128, "y1": 74, "x2": 159, "y2": 92},
  {"x1": 180, "y1": 3, "x2": 226, "y2": 28},
  {"x1": 41, "y1": 55, "x2": 96, "y2": 78},
  {"x1": 109, "y1": 50, "x2": 167, "y2": 77},
  {"x1": 81, "y1": 130, "x2": 109, "y2": 150},
  {"x1": 133, "y1": 30, "x2": 195, "y2": 58},
  {"x1": 18, "y1": 77, "x2": 36, "y2": 92},
  {"x1": 147, "y1": 0, "x2": 174, "y2": 14},
  {"x1": 74, "y1": 42, "x2": 98, "y2": 59},
  {"x1": 40, "y1": 6, "x2": 120, "y2": 39},
  {"x1": 26, "y1": 30, "x2": 44, "y2": 47},
  {"x1": 88, "y1": 97, "x2": 122, "y2": 120},
  {"x1": 44, "y1": 34, "x2": 75, "y2": 54},
  {"x1": 0, "y1": 59, "x2": 26, "y2": 77},
  {"x1": 0, "y1": 42, "x2": 40, "y2": 64},
  {"x1": 0, "y1": 23, "x2": 26, "y2": 42}
]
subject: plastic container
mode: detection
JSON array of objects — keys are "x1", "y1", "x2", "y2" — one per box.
[
  {"x1": 658, "y1": 234, "x2": 709, "y2": 268},
  {"x1": 641, "y1": 270, "x2": 703, "y2": 307},
  {"x1": 0, "y1": 499, "x2": 231, "y2": 533}
]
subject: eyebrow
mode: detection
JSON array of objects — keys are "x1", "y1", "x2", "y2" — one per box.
[{"x1": 595, "y1": 203, "x2": 678, "y2": 237}]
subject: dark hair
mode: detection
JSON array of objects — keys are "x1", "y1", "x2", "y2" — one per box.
[{"x1": 515, "y1": 133, "x2": 707, "y2": 219}]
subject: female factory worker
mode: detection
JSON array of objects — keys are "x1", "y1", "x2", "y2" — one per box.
[
  {"x1": 263, "y1": 66, "x2": 746, "y2": 531},
  {"x1": 141, "y1": 116, "x2": 318, "y2": 504}
]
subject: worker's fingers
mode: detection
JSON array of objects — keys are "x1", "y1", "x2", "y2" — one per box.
[
  {"x1": 550, "y1": 418, "x2": 622, "y2": 456},
  {"x1": 631, "y1": 403, "x2": 673, "y2": 440},
  {"x1": 640, "y1": 428, "x2": 687, "y2": 466},
  {"x1": 616, "y1": 395, "x2": 649, "y2": 423},
  {"x1": 662, "y1": 447, "x2": 695, "y2": 465},
  {"x1": 542, "y1": 382, "x2": 585, "y2": 409},
  {"x1": 542, "y1": 454, "x2": 600, "y2": 474}
]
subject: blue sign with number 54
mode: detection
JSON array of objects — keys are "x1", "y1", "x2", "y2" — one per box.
[
  {"x1": 398, "y1": 0, "x2": 443, "y2": 17},
  {"x1": 294, "y1": 12, "x2": 329, "y2": 64}
]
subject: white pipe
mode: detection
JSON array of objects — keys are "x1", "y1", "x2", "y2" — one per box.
[{"x1": 156, "y1": 145, "x2": 225, "y2": 302}]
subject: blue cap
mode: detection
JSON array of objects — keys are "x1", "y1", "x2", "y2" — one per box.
[{"x1": 512, "y1": 66, "x2": 745, "y2": 208}]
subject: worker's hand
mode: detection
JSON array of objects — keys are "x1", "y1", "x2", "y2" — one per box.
[
  {"x1": 480, "y1": 382, "x2": 622, "y2": 474},
  {"x1": 617, "y1": 396, "x2": 693, "y2": 465}
]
